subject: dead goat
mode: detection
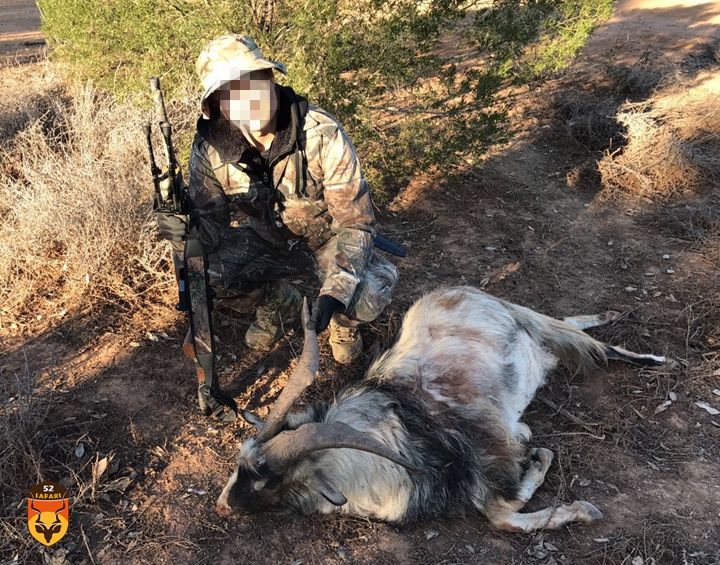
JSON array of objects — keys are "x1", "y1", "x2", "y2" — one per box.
[{"x1": 216, "y1": 286, "x2": 672, "y2": 531}]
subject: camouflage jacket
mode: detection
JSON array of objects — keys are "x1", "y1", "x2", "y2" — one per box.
[{"x1": 187, "y1": 85, "x2": 376, "y2": 307}]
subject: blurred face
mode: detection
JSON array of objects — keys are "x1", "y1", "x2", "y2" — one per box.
[{"x1": 215, "y1": 70, "x2": 277, "y2": 133}]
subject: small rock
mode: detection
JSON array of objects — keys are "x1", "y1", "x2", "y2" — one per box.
[
  {"x1": 466, "y1": 545, "x2": 475, "y2": 554},
  {"x1": 579, "y1": 478, "x2": 591, "y2": 487},
  {"x1": 75, "y1": 443, "x2": 85, "y2": 458},
  {"x1": 607, "y1": 240, "x2": 614, "y2": 246},
  {"x1": 645, "y1": 267, "x2": 659, "y2": 276},
  {"x1": 695, "y1": 401, "x2": 720, "y2": 415},
  {"x1": 544, "y1": 542, "x2": 559, "y2": 552},
  {"x1": 129, "y1": 341, "x2": 140, "y2": 348},
  {"x1": 652, "y1": 291, "x2": 662, "y2": 298},
  {"x1": 669, "y1": 392, "x2": 677, "y2": 402},
  {"x1": 632, "y1": 556, "x2": 644, "y2": 565},
  {"x1": 662, "y1": 254, "x2": 670, "y2": 260},
  {"x1": 712, "y1": 390, "x2": 720, "y2": 398},
  {"x1": 666, "y1": 269, "x2": 675, "y2": 274},
  {"x1": 425, "y1": 529, "x2": 439, "y2": 540},
  {"x1": 146, "y1": 332, "x2": 159, "y2": 342},
  {"x1": 625, "y1": 286, "x2": 637, "y2": 292}
]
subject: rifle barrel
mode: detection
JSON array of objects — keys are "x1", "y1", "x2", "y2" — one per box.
[
  {"x1": 150, "y1": 77, "x2": 169, "y2": 126},
  {"x1": 142, "y1": 122, "x2": 164, "y2": 208},
  {"x1": 160, "y1": 121, "x2": 179, "y2": 210}
]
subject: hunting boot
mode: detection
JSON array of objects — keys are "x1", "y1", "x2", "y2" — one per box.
[
  {"x1": 245, "y1": 281, "x2": 302, "y2": 350},
  {"x1": 329, "y1": 314, "x2": 363, "y2": 364}
]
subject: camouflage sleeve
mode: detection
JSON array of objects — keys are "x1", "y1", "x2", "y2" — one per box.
[
  {"x1": 318, "y1": 123, "x2": 376, "y2": 307},
  {"x1": 187, "y1": 133, "x2": 230, "y2": 255}
]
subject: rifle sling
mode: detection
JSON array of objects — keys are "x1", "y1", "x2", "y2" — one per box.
[{"x1": 184, "y1": 238, "x2": 238, "y2": 422}]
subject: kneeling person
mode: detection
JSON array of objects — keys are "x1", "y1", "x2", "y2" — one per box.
[{"x1": 156, "y1": 34, "x2": 398, "y2": 364}]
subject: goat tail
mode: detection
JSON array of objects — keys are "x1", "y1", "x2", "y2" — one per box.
[{"x1": 502, "y1": 301, "x2": 609, "y2": 374}]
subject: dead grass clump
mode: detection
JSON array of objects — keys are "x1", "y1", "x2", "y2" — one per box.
[
  {"x1": 608, "y1": 62, "x2": 664, "y2": 100},
  {"x1": 0, "y1": 76, "x2": 173, "y2": 322},
  {"x1": 598, "y1": 97, "x2": 720, "y2": 200},
  {"x1": 550, "y1": 91, "x2": 624, "y2": 152}
]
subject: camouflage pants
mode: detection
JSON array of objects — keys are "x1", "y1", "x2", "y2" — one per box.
[
  {"x1": 314, "y1": 237, "x2": 399, "y2": 322},
  {"x1": 203, "y1": 226, "x2": 399, "y2": 323}
]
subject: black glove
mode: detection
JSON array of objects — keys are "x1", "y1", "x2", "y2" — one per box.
[
  {"x1": 156, "y1": 211, "x2": 188, "y2": 242},
  {"x1": 309, "y1": 295, "x2": 342, "y2": 334}
]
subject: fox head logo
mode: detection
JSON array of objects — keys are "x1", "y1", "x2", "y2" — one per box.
[{"x1": 27, "y1": 481, "x2": 69, "y2": 546}]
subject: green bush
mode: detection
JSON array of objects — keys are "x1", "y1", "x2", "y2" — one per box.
[{"x1": 38, "y1": 0, "x2": 614, "y2": 195}]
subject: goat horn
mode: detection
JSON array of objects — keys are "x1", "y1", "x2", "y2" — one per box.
[
  {"x1": 261, "y1": 422, "x2": 424, "y2": 474},
  {"x1": 256, "y1": 297, "x2": 318, "y2": 443}
]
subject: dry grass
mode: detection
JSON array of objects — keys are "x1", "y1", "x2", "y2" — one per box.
[
  {"x1": 0, "y1": 359, "x2": 55, "y2": 562},
  {"x1": 0, "y1": 67, "x2": 178, "y2": 325},
  {"x1": 549, "y1": 91, "x2": 624, "y2": 153},
  {"x1": 598, "y1": 95, "x2": 720, "y2": 200}
]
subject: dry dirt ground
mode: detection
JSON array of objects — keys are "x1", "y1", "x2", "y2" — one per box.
[{"x1": 2, "y1": 1, "x2": 720, "y2": 565}]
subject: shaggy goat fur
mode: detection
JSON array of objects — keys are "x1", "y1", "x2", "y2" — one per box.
[{"x1": 217, "y1": 286, "x2": 670, "y2": 528}]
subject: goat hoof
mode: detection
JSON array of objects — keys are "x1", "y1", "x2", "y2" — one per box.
[
  {"x1": 602, "y1": 311, "x2": 621, "y2": 322},
  {"x1": 528, "y1": 447, "x2": 554, "y2": 466},
  {"x1": 572, "y1": 500, "x2": 603, "y2": 522}
]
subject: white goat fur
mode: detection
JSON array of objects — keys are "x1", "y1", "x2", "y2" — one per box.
[{"x1": 218, "y1": 286, "x2": 667, "y2": 530}]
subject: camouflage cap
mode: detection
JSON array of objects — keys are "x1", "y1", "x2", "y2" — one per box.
[{"x1": 196, "y1": 34, "x2": 287, "y2": 102}]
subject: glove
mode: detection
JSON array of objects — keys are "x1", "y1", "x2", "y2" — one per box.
[
  {"x1": 309, "y1": 295, "x2": 343, "y2": 334},
  {"x1": 156, "y1": 211, "x2": 188, "y2": 242}
]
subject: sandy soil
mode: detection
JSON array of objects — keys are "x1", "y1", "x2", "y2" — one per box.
[{"x1": 1, "y1": 2, "x2": 720, "y2": 565}]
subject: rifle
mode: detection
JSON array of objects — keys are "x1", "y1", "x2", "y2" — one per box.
[{"x1": 143, "y1": 77, "x2": 237, "y2": 423}]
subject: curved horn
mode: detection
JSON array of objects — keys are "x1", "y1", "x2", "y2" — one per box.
[
  {"x1": 256, "y1": 297, "x2": 319, "y2": 444},
  {"x1": 261, "y1": 422, "x2": 424, "y2": 474},
  {"x1": 51, "y1": 499, "x2": 66, "y2": 526},
  {"x1": 29, "y1": 499, "x2": 42, "y2": 519}
]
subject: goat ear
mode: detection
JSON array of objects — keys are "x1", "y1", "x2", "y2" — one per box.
[
  {"x1": 307, "y1": 473, "x2": 347, "y2": 506},
  {"x1": 241, "y1": 410, "x2": 265, "y2": 431},
  {"x1": 315, "y1": 481, "x2": 347, "y2": 506}
]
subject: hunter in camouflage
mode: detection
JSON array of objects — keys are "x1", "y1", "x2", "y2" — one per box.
[{"x1": 161, "y1": 34, "x2": 399, "y2": 364}]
